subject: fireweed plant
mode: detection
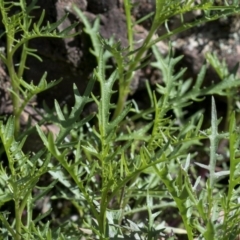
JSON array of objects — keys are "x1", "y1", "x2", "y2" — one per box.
[{"x1": 0, "y1": 0, "x2": 240, "y2": 239}]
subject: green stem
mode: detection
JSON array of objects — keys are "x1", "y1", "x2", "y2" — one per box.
[
  {"x1": 6, "y1": 36, "x2": 21, "y2": 136},
  {"x1": 98, "y1": 152, "x2": 112, "y2": 237},
  {"x1": 112, "y1": 1, "x2": 168, "y2": 120},
  {"x1": 209, "y1": 98, "x2": 219, "y2": 189},
  {"x1": 15, "y1": 199, "x2": 21, "y2": 240},
  {"x1": 226, "y1": 112, "x2": 236, "y2": 214},
  {"x1": 155, "y1": 167, "x2": 194, "y2": 239},
  {"x1": 17, "y1": 43, "x2": 28, "y2": 79},
  {"x1": 26, "y1": 195, "x2": 32, "y2": 240},
  {"x1": 47, "y1": 154, "x2": 101, "y2": 228},
  {"x1": 19, "y1": 181, "x2": 38, "y2": 224},
  {"x1": 99, "y1": 186, "x2": 109, "y2": 238},
  {"x1": 0, "y1": 213, "x2": 18, "y2": 239},
  {"x1": 124, "y1": 202, "x2": 176, "y2": 216},
  {"x1": 69, "y1": 169, "x2": 100, "y2": 222},
  {"x1": 207, "y1": 183, "x2": 213, "y2": 220},
  {"x1": 225, "y1": 90, "x2": 234, "y2": 132},
  {"x1": 112, "y1": 33, "x2": 154, "y2": 120},
  {"x1": 181, "y1": 215, "x2": 194, "y2": 240},
  {"x1": 123, "y1": 0, "x2": 133, "y2": 53}
]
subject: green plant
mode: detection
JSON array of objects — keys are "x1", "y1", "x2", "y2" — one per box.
[
  {"x1": 0, "y1": 0, "x2": 78, "y2": 136},
  {"x1": 34, "y1": 44, "x2": 240, "y2": 239},
  {"x1": 0, "y1": 0, "x2": 240, "y2": 239},
  {"x1": 74, "y1": 0, "x2": 240, "y2": 120}
]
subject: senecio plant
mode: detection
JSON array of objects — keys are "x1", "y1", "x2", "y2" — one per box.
[{"x1": 0, "y1": 0, "x2": 240, "y2": 239}]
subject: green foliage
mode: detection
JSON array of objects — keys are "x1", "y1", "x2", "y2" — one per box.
[
  {"x1": 0, "y1": 0, "x2": 240, "y2": 239},
  {"x1": 74, "y1": 0, "x2": 240, "y2": 120},
  {"x1": 0, "y1": 117, "x2": 57, "y2": 239},
  {"x1": 0, "y1": 0, "x2": 78, "y2": 135}
]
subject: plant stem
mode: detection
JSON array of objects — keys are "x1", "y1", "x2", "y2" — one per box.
[
  {"x1": 17, "y1": 43, "x2": 28, "y2": 79},
  {"x1": 209, "y1": 97, "x2": 219, "y2": 188},
  {"x1": 6, "y1": 35, "x2": 21, "y2": 136},
  {"x1": 15, "y1": 199, "x2": 21, "y2": 240},
  {"x1": 26, "y1": 195, "x2": 33, "y2": 240},
  {"x1": 0, "y1": 213, "x2": 18, "y2": 239},
  {"x1": 123, "y1": 0, "x2": 133, "y2": 53},
  {"x1": 112, "y1": 29, "x2": 155, "y2": 120},
  {"x1": 99, "y1": 187, "x2": 109, "y2": 238},
  {"x1": 113, "y1": 0, "x2": 171, "y2": 120},
  {"x1": 227, "y1": 112, "x2": 236, "y2": 206}
]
